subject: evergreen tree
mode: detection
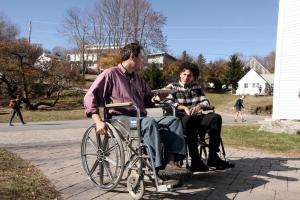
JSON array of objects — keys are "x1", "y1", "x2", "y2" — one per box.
[
  {"x1": 180, "y1": 50, "x2": 194, "y2": 63},
  {"x1": 196, "y1": 53, "x2": 206, "y2": 68},
  {"x1": 195, "y1": 53, "x2": 206, "y2": 84},
  {"x1": 223, "y1": 54, "x2": 245, "y2": 90},
  {"x1": 143, "y1": 63, "x2": 165, "y2": 89}
]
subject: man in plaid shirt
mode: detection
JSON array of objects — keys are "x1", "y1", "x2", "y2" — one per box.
[{"x1": 166, "y1": 61, "x2": 232, "y2": 171}]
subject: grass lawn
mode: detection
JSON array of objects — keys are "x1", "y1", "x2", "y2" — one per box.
[
  {"x1": 222, "y1": 125, "x2": 300, "y2": 156},
  {"x1": 0, "y1": 92, "x2": 273, "y2": 123},
  {"x1": 0, "y1": 109, "x2": 86, "y2": 123},
  {"x1": 206, "y1": 92, "x2": 273, "y2": 114},
  {"x1": 0, "y1": 148, "x2": 62, "y2": 199},
  {"x1": 0, "y1": 90, "x2": 87, "y2": 123}
]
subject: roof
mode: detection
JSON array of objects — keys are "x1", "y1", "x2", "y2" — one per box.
[
  {"x1": 238, "y1": 69, "x2": 274, "y2": 84},
  {"x1": 261, "y1": 74, "x2": 274, "y2": 84},
  {"x1": 147, "y1": 52, "x2": 176, "y2": 60}
]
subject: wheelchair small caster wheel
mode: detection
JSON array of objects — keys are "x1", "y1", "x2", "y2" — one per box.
[{"x1": 127, "y1": 173, "x2": 144, "y2": 200}]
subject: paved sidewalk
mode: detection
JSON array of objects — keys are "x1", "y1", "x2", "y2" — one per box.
[{"x1": 1, "y1": 127, "x2": 300, "y2": 200}]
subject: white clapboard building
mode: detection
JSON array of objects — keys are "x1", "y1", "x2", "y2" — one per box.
[{"x1": 273, "y1": 0, "x2": 300, "y2": 120}]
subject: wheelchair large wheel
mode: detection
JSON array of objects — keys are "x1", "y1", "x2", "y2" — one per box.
[{"x1": 81, "y1": 123, "x2": 125, "y2": 190}]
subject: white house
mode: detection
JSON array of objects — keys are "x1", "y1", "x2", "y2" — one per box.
[
  {"x1": 273, "y1": 0, "x2": 300, "y2": 120},
  {"x1": 146, "y1": 52, "x2": 177, "y2": 69},
  {"x1": 34, "y1": 53, "x2": 63, "y2": 70},
  {"x1": 67, "y1": 45, "x2": 176, "y2": 72},
  {"x1": 235, "y1": 69, "x2": 274, "y2": 95}
]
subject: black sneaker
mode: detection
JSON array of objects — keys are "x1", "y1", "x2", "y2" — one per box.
[
  {"x1": 207, "y1": 156, "x2": 234, "y2": 170},
  {"x1": 190, "y1": 158, "x2": 209, "y2": 172}
]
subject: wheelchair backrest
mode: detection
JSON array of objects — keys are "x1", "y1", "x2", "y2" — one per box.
[{"x1": 108, "y1": 117, "x2": 140, "y2": 138}]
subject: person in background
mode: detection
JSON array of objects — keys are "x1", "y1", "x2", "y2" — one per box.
[
  {"x1": 8, "y1": 95, "x2": 26, "y2": 126},
  {"x1": 165, "y1": 61, "x2": 233, "y2": 171},
  {"x1": 234, "y1": 95, "x2": 246, "y2": 122},
  {"x1": 259, "y1": 85, "x2": 262, "y2": 94},
  {"x1": 83, "y1": 42, "x2": 190, "y2": 180}
]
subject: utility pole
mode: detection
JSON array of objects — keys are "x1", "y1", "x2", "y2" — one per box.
[{"x1": 28, "y1": 20, "x2": 32, "y2": 43}]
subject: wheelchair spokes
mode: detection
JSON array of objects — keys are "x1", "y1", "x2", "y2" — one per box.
[{"x1": 81, "y1": 123, "x2": 125, "y2": 190}]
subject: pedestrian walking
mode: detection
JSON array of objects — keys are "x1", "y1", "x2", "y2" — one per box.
[
  {"x1": 234, "y1": 95, "x2": 246, "y2": 122},
  {"x1": 8, "y1": 95, "x2": 26, "y2": 126}
]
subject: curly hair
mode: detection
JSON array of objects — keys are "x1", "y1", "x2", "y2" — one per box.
[{"x1": 179, "y1": 61, "x2": 200, "y2": 78}]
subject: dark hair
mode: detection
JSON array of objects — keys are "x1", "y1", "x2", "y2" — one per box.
[
  {"x1": 179, "y1": 61, "x2": 200, "y2": 78},
  {"x1": 120, "y1": 42, "x2": 143, "y2": 62}
]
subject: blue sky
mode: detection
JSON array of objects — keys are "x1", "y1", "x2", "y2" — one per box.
[{"x1": 1, "y1": 0, "x2": 279, "y2": 61}]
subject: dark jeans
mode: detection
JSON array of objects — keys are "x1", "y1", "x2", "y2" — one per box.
[
  {"x1": 181, "y1": 113, "x2": 222, "y2": 159},
  {"x1": 9, "y1": 108, "x2": 25, "y2": 124}
]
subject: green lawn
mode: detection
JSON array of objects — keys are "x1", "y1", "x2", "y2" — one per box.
[
  {"x1": 222, "y1": 125, "x2": 300, "y2": 156},
  {"x1": 0, "y1": 92, "x2": 273, "y2": 123},
  {"x1": 206, "y1": 92, "x2": 273, "y2": 114},
  {"x1": 0, "y1": 109, "x2": 86, "y2": 123}
]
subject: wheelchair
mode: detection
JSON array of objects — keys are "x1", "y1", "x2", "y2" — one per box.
[
  {"x1": 81, "y1": 102, "x2": 179, "y2": 200},
  {"x1": 163, "y1": 104, "x2": 228, "y2": 170}
]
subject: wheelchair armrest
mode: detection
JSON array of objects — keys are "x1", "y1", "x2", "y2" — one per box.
[
  {"x1": 203, "y1": 106, "x2": 215, "y2": 111},
  {"x1": 105, "y1": 102, "x2": 133, "y2": 108},
  {"x1": 154, "y1": 102, "x2": 172, "y2": 108},
  {"x1": 154, "y1": 101, "x2": 176, "y2": 117}
]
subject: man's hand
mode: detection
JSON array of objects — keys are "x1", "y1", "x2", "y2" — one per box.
[
  {"x1": 183, "y1": 106, "x2": 191, "y2": 115},
  {"x1": 95, "y1": 121, "x2": 108, "y2": 135},
  {"x1": 190, "y1": 105, "x2": 202, "y2": 115},
  {"x1": 155, "y1": 93, "x2": 169, "y2": 102},
  {"x1": 92, "y1": 114, "x2": 108, "y2": 135},
  {"x1": 177, "y1": 105, "x2": 191, "y2": 115}
]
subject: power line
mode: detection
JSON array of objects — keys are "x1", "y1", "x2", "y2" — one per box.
[{"x1": 30, "y1": 19, "x2": 276, "y2": 30}]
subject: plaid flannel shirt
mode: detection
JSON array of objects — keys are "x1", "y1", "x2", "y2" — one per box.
[{"x1": 166, "y1": 81, "x2": 210, "y2": 114}]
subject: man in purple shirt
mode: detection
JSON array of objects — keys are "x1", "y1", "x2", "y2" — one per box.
[{"x1": 84, "y1": 43, "x2": 190, "y2": 179}]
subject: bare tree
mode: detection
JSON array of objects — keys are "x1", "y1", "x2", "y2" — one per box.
[
  {"x1": 0, "y1": 13, "x2": 19, "y2": 41},
  {"x1": 61, "y1": 0, "x2": 167, "y2": 70},
  {"x1": 0, "y1": 39, "x2": 83, "y2": 110},
  {"x1": 124, "y1": 0, "x2": 167, "y2": 51},
  {"x1": 262, "y1": 51, "x2": 276, "y2": 73},
  {"x1": 254, "y1": 51, "x2": 276, "y2": 73},
  {"x1": 87, "y1": 0, "x2": 124, "y2": 72},
  {"x1": 60, "y1": 8, "x2": 90, "y2": 78}
]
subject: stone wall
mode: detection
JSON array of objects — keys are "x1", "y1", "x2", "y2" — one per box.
[{"x1": 259, "y1": 119, "x2": 300, "y2": 134}]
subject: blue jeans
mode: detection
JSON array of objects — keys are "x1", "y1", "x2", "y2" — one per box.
[
  {"x1": 141, "y1": 116, "x2": 186, "y2": 168},
  {"x1": 112, "y1": 115, "x2": 186, "y2": 168},
  {"x1": 9, "y1": 108, "x2": 25, "y2": 124}
]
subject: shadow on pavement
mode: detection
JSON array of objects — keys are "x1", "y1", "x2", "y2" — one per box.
[{"x1": 140, "y1": 157, "x2": 300, "y2": 200}]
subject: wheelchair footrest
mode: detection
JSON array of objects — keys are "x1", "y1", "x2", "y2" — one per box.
[
  {"x1": 157, "y1": 184, "x2": 172, "y2": 192},
  {"x1": 157, "y1": 179, "x2": 183, "y2": 192}
]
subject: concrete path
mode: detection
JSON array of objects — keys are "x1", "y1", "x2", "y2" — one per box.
[{"x1": 1, "y1": 110, "x2": 299, "y2": 200}]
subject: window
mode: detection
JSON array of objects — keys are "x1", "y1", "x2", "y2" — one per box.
[
  {"x1": 252, "y1": 83, "x2": 256, "y2": 88},
  {"x1": 244, "y1": 83, "x2": 248, "y2": 88},
  {"x1": 256, "y1": 83, "x2": 260, "y2": 87}
]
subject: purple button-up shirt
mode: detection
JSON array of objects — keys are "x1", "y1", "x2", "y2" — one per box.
[{"x1": 84, "y1": 64, "x2": 154, "y2": 117}]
